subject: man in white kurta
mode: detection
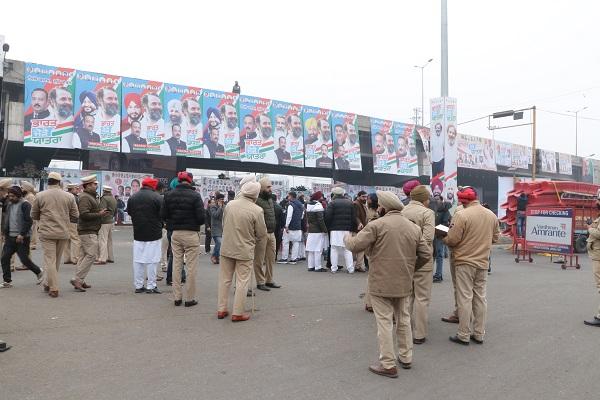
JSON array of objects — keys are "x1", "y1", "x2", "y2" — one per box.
[{"x1": 125, "y1": 178, "x2": 163, "y2": 294}]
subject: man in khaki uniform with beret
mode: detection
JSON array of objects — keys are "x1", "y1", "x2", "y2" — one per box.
[
  {"x1": 31, "y1": 172, "x2": 79, "y2": 297},
  {"x1": 218, "y1": 178, "x2": 267, "y2": 322},
  {"x1": 97, "y1": 186, "x2": 116, "y2": 264},
  {"x1": 345, "y1": 191, "x2": 430, "y2": 378},
  {"x1": 63, "y1": 183, "x2": 81, "y2": 264},
  {"x1": 401, "y1": 185, "x2": 435, "y2": 344},
  {"x1": 71, "y1": 175, "x2": 109, "y2": 292},
  {"x1": 584, "y1": 197, "x2": 600, "y2": 327},
  {"x1": 442, "y1": 187, "x2": 499, "y2": 345}
]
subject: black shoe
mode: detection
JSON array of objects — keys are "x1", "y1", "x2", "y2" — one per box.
[
  {"x1": 470, "y1": 335, "x2": 484, "y2": 344},
  {"x1": 135, "y1": 287, "x2": 145, "y2": 293},
  {"x1": 449, "y1": 335, "x2": 470, "y2": 345},
  {"x1": 247, "y1": 289, "x2": 253, "y2": 297},
  {"x1": 256, "y1": 284, "x2": 270, "y2": 291},
  {"x1": 584, "y1": 317, "x2": 600, "y2": 327},
  {"x1": 433, "y1": 277, "x2": 443, "y2": 283},
  {"x1": 413, "y1": 337, "x2": 426, "y2": 345},
  {"x1": 398, "y1": 360, "x2": 412, "y2": 370},
  {"x1": 146, "y1": 287, "x2": 161, "y2": 294},
  {"x1": 266, "y1": 282, "x2": 281, "y2": 288},
  {"x1": 308, "y1": 268, "x2": 315, "y2": 272},
  {"x1": 174, "y1": 300, "x2": 182, "y2": 306},
  {"x1": 315, "y1": 268, "x2": 328, "y2": 272},
  {"x1": 184, "y1": 300, "x2": 198, "y2": 307},
  {"x1": 166, "y1": 281, "x2": 172, "y2": 286}
]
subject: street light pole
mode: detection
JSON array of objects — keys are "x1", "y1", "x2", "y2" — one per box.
[
  {"x1": 414, "y1": 58, "x2": 433, "y2": 126},
  {"x1": 566, "y1": 106, "x2": 587, "y2": 156}
]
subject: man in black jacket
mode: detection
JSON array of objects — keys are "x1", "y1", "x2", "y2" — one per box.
[
  {"x1": 161, "y1": 171, "x2": 204, "y2": 307},
  {"x1": 126, "y1": 178, "x2": 163, "y2": 294},
  {"x1": 273, "y1": 194, "x2": 284, "y2": 261},
  {"x1": 1, "y1": 186, "x2": 43, "y2": 287},
  {"x1": 325, "y1": 186, "x2": 356, "y2": 273}
]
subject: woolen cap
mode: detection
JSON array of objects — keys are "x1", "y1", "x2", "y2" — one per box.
[
  {"x1": 331, "y1": 186, "x2": 345, "y2": 196},
  {"x1": 21, "y1": 181, "x2": 36, "y2": 193},
  {"x1": 410, "y1": 185, "x2": 430, "y2": 203},
  {"x1": 0, "y1": 179, "x2": 13, "y2": 189},
  {"x1": 241, "y1": 181, "x2": 261, "y2": 200},
  {"x1": 376, "y1": 190, "x2": 404, "y2": 211},
  {"x1": 80, "y1": 175, "x2": 98, "y2": 185}
]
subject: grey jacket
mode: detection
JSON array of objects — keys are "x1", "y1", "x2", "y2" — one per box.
[{"x1": 209, "y1": 204, "x2": 225, "y2": 236}]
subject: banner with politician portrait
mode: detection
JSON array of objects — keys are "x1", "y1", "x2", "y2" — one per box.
[
  {"x1": 238, "y1": 96, "x2": 276, "y2": 164},
  {"x1": 24, "y1": 63, "x2": 75, "y2": 148},
  {"x1": 370, "y1": 118, "x2": 397, "y2": 174},
  {"x1": 558, "y1": 153, "x2": 572, "y2": 175},
  {"x1": 539, "y1": 149, "x2": 557, "y2": 173},
  {"x1": 201, "y1": 89, "x2": 239, "y2": 160},
  {"x1": 331, "y1": 111, "x2": 361, "y2": 171},
  {"x1": 393, "y1": 122, "x2": 418, "y2": 176},
  {"x1": 457, "y1": 134, "x2": 496, "y2": 171},
  {"x1": 303, "y1": 106, "x2": 332, "y2": 169},
  {"x1": 121, "y1": 78, "x2": 167, "y2": 156},
  {"x1": 270, "y1": 100, "x2": 304, "y2": 167},
  {"x1": 495, "y1": 141, "x2": 512, "y2": 167},
  {"x1": 74, "y1": 71, "x2": 121, "y2": 152},
  {"x1": 163, "y1": 84, "x2": 203, "y2": 158}
]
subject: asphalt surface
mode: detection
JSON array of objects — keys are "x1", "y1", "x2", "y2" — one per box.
[{"x1": 1, "y1": 227, "x2": 598, "y2": 400}]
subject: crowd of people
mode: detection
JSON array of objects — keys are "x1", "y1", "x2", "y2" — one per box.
[{"x1": 2, "y1": 172, "x2": 599, "y2": 376}]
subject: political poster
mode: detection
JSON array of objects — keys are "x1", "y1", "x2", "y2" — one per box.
[
  {"x1": 430, "y1": 97, "x2": 458, "y2": 207},
  {"x1": 558, "y1": 153, "x2": 572, "y2": 175},
  {"x1": 371, "y1": 118, "x2": 397, "y2": 174},
  {"x1": 512, "y1": 144, "x2": 530, "y2": 169},
  {"x1": 101, "y1": 171, "x2": 153, "y2": 224},
  {"x1": 200, "y1": 89, "x2": 239, "y2": 160},
  {"x1": 196, "y1": 176, "x2": 242, "y2": 201},
  {"x1": 163, "y1": 83, "x2": 203, "y2": 158},
  {"x1": 525, "y1": 207, "x2": 573, "y2": 254},
  {"x1": 303, "y1": 106, "x2": 332, "y2": 169},
  {"x1": 331, "y1": 111, "x2": 362, "y2": 171},
  {"x1": 121, "y1": 78, "x2": 167, "y2": 156},
  {"x1": 416, "y1": 126, "x2": 430, "y2": 154},
  {"x1": 74, "y1": 71, "x2": 121, "y2": 152},
  {"x1": 238, "y1": 96, "x2": 277, "y2": 164},
  {"x1": 495, "y1": 141, "x2": 513, "y2": 167},
  {"x1": 394, "y1": 122, "x2": 418, "y2": 176},
  {"x1": 457, "y1": 134, "x2": 496, "y2": 171},
  {"x1": 24, "y1": 63, "x2": 75, "y2": 148},
  {"x1": 270, "y1": 100, "x2": 304, "y2": 167},
  {"x1": 582, "y1": 157, "x2": 594, "y2": 183},
  {"x1": 539, "y1": 149, "x2": 557, "y2": 173}
]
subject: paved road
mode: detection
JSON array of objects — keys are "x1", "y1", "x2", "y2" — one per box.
[{"x1": 1, "y1": 227, "x2": 598, "y2": 400}]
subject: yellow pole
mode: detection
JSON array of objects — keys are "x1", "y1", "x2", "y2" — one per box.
[{"x1": 532, "y1": 106, "x2": 537, "y2": 181}]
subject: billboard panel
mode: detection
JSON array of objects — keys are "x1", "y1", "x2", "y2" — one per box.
[
  {"x1": 270, "y1": 100, "x2": 304, "y2": 167},
  {"x1": 539, "y1": 149, "x2": 557, "y2": 173},
  {"x1": 394, "y1": 122, "x2": 418, "y2": 176},
  {"x1": 121, "y1": 78, "x2": 167, "y2": 155},
  {"x1": 370, "y1": 118, "x2": 396, "y2": 174},
  {"x1": 163, "y1": 83, "x2": 203, "y2": 157},
  {"x1": 238, "y1": 96, "x2": 277, "y2": 164},
  {"x1": 24, "y1": 63, "x2": 75, "y2": 148},
  {"x1": 430, "y1": 97, "x2": 458, "y2": 207},
  {"x1": 74, "y1": 71, "x2": 121, "y2": 152},
  {"x1": 201, "y1": 89, "x2": 239, "y2": 160},
  {"x1": 303, "y1": 106, "x2": 332, "y2": 169},
  {"x1": 457, "y1": 134, "x2": 496, "y2": 171},
  {"x1": 331, "y1": 111, "x2": 362, "y2": 171},
  {"x1": 558, "y1": 153, "x2": 572, "y2": 175}
]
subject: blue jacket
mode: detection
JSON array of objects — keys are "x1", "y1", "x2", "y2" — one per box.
[{"x1": 288, "y1": 199, "x2": 304, "y2": 231}]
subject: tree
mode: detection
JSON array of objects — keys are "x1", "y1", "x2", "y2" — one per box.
[{"x1": 9, "y1": 160, "x2": 45, "y2": 178}]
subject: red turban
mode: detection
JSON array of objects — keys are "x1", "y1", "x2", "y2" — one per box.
[
  {"x1": 142, "y1": 177, "x2": 158, "y2": 190},
  {"x1": 457, "y1": 187, "x2": 477, "y2": 204},
  {"x1": 403, "y1": 179, "x2": 420, "y2": 196},
  {"x1": 310, "y1": 191, "x2": 323, "y2": 201},
  {"x1": 124, "y1": 93, "x2": 142, "y2": 109},
  {"x1": 177, "y1": 171, "x2": 193, "y2": 184}
]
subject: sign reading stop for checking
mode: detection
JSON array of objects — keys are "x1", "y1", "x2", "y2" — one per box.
[{"x1": 525, "y1": 207, "x2": 574, "y2": 255}]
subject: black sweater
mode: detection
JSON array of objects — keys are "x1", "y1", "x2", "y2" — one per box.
[{"x1": 161, "y1": 184, "x2": 205, "y2": 231}]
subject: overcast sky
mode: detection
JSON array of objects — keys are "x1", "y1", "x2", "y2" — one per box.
[{"x1": 3, "y1": 0, "x2": 599, "y2": 157}]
